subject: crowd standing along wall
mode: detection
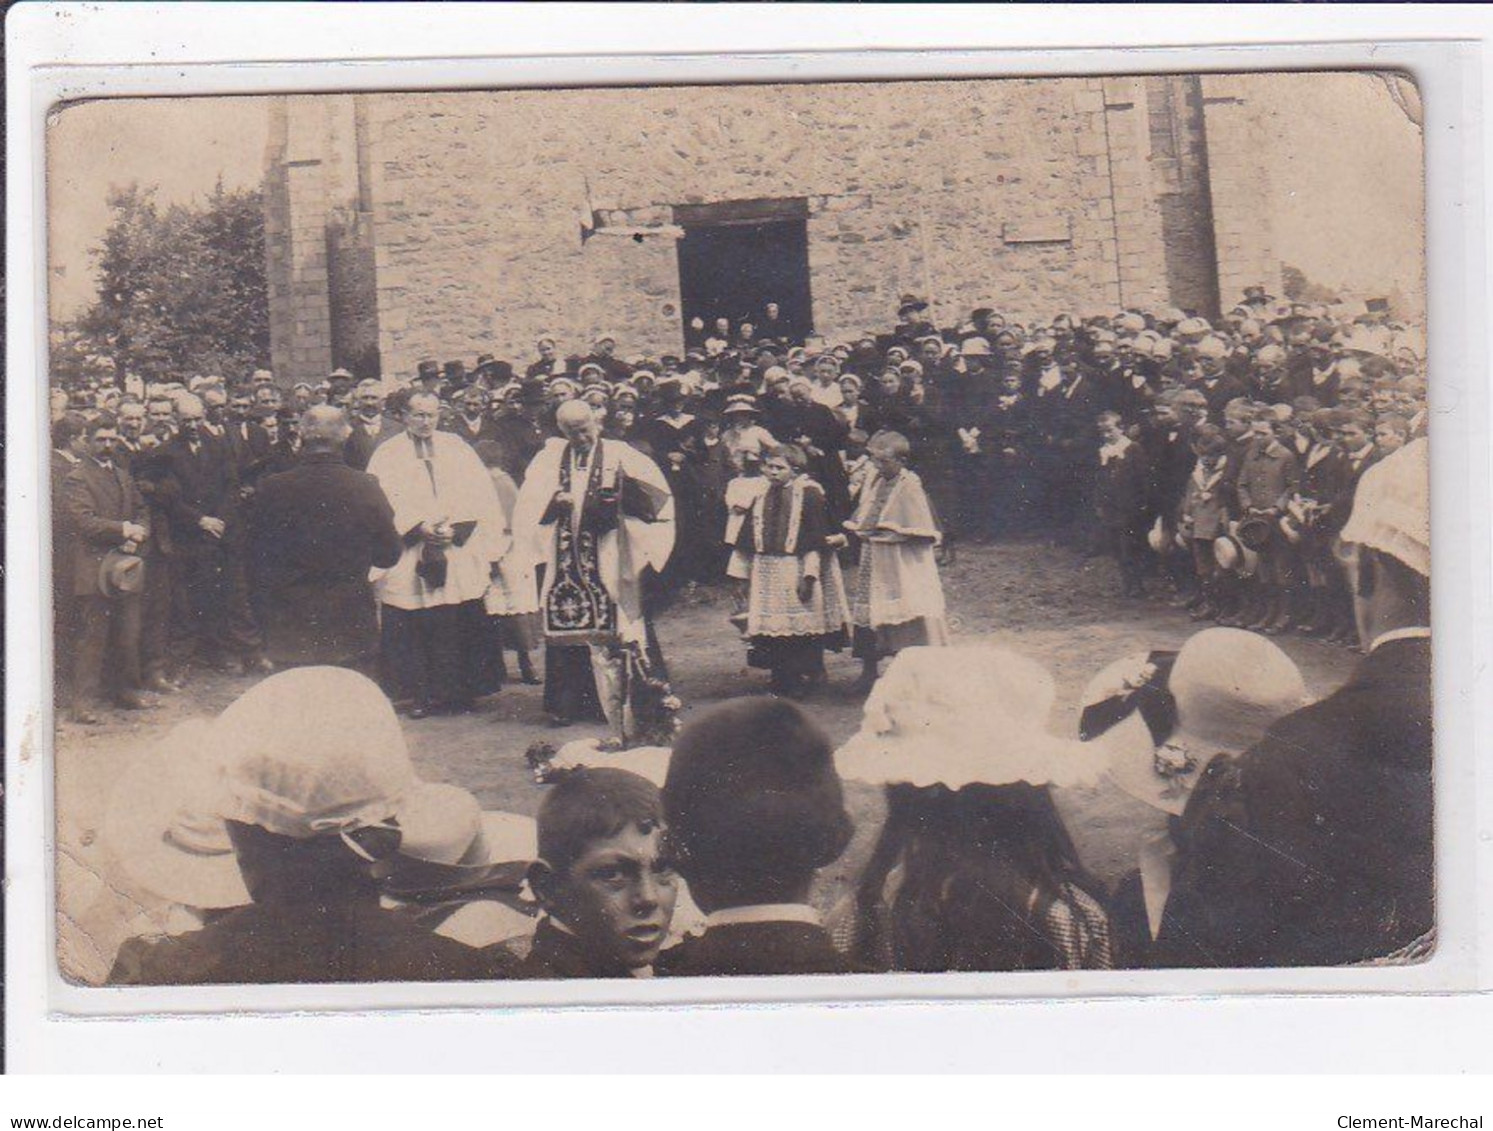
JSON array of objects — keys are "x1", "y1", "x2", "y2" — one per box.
[{"x1": 264, "y1": 76, "x2": 1280, "y2": 383}]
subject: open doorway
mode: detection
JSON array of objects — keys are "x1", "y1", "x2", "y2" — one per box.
[{"x1": 674, "y1": 197, "x2": 812, "y2": 348}]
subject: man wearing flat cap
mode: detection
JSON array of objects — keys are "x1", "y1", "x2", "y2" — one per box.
[{"x1": 1155, "y1": 439, "x2": 1432, "y2": 967}]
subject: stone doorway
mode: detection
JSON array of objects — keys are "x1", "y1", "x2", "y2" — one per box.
[{"x1": 674, "y1": 197, "x2": 812, "y2": 347}]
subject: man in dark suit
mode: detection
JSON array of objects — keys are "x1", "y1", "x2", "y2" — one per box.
[
  {"x1": 1154, "y1": 439, "x2": 1432, "y2": 968},
  {"x1": 658, "y1": 698, "x2": 857, "y2": 977},
  {"x1": 159, "y1": 393, "x2": 268, "y2": 675},
  {"x1": 223, "y1": 388, "x2": 274, "y2": 484},
  {"x1": 442, "y1": 383, "x2": 497, "y2": 448},
  {"x1": 115, "y1": 399, "x2": 181, "y2": 693},
  {"x1": 345, "y1": 379, "x2": 402, "y2": 470},
  {"x1": 51, "y1": 413, "x2": 89, "y2": 710},
  {"x1": 247, "y1": 406, "x2": 403, "y2": 672},
  {"x1": 61, "y1": 414, "x2": 151, "y2": 723}
]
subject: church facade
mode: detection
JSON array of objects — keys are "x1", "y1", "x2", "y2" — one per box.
[{"x1": 263, "y1": 75, "x2": 1280, "y2": 383}]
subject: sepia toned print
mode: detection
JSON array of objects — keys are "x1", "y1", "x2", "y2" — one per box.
[{"x1": 46, "y1": 71, "x2": 1430, "y2": 990}]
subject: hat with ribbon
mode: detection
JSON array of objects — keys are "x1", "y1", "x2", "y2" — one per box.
[
  {"x1": 1082, "y1": 629, "x2": 1307, "y2": 815},
  {"x1": 376, "y1": 782, "x2": 538, "y2": 899}
]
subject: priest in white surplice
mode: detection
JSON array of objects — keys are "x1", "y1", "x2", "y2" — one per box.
[
  {"x1": 513, "y1": 400, "x2": 675, "y2": 736},
  {"x1": 368, "y1": 391, "x2": 509, "y2": 717}
]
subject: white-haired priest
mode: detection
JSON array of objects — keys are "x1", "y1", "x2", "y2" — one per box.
[
  {"x1": 514, "y1": 399, "x2": 675, "y2": 742},
  {"x1": 367, "y1": 390, "x2": 509, "y2": 718}
]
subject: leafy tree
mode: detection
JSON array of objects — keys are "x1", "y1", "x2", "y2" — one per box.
[
  {"x1": 57, "y1": 180, "x2": 269, "y2": 387},
  {"x1": 1280, "y1": 264, "x2": 1339, "y2": 306}
]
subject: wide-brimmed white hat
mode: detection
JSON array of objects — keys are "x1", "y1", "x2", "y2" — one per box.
[
  {"x1": 378, "y1": 782, "x2": 538, "y2": 898},
  {"x1": 835, "y1": 646, "x2": 1102, "y2": 790},
  {"x1": 101, "y1": 720, "x2": 251, "y2": 910},
  {"x1": 1085, "y1": 630, "x2": 1309, "y2": 815}
]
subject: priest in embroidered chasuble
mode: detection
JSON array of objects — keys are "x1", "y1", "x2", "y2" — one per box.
[{"x1": 514, "y1": 401, "x2": 675, "y2": 736}]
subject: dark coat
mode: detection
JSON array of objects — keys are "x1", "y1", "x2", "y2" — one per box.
[
  {"x1": 159, "y1": 433, "x2": 241, "y2": 544},
  {"x1": 246, "y1": 451, "x2": 403, "y2": 667},
  {"x1": 1153, "y1": 636, "x2": 1433, "y2": 968},
  {"x1": 1092, "y1": 440, "x2": 1149, "y2": 532},
  {"x1": 1190, "y1": 373, "x2": 1247, "y2": 421},
  {"x1": 108, "y1": 900, "x2": 515, "y2": 985},
  {"x1": 61, "y1": 457, "x2": 148, "y2": 597},
  {"x1": 516, "y1": 917, "x2": 638, "y2": 980},
  {"x1": 442, "y1": 413, "x2": 500, "y2": 449},
  {"x1": 223, "y1": 419, "x2": 273, "y2": 478},
  {"x1": 344, "y1": 414, "x2": 404, "y2": 472},
  {"x1": 656, "y1": 920, "x2": 858, "y2": 977},
  {"x1": 1235, "y1": 441, "x2": 1300, "y2": 513},
  {"x1": 52, "y1": 450, "x2": 81, "y2": 594}
]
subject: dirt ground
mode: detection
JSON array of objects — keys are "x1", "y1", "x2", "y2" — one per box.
[{"x1": 53, "y1": 537, "x2": 1358, "y2": 985}]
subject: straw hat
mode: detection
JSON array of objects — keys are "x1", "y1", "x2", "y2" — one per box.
[
  {"x1": 538, "y1": 737, "x2": 674, "y2": 789},
  {"x1": 98, "y1": 549, "x2": 145, "y2": 598},
  {"x1": 378, "y1": 783, "x2": 538, "y2": 899},
  {"x1": 1213, "y1": 527, "x2": 1258, "y2": 577},
  {"x1": 835, "y1": 646, "x2": 1103, "y2": 790}
]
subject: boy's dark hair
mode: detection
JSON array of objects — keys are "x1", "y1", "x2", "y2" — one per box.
[
  {"x1": 664, "y1": 698, "x2": 852, "y2": 899},
  {"x1": 536, "y1": 767, "x2": 665, "y2": 875}
]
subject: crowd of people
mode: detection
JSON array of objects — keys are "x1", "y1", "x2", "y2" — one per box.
[
  {"x1": 102, "y1": 429, "x2": 1429, "y2": 984},
  {"x1": 50, "y1": 285, "x2": 1432, "y2": 983},
  {"x1": 52, "y1": 287, "x2": 1428, "y2": 727}
]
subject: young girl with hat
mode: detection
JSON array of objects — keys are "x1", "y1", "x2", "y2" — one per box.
[{"x1": 834, "y1": 646, "x2": 1112, "y2": 973}]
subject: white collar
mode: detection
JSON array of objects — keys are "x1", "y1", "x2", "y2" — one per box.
[
  {"x1": 1369, "y1": 626, "x2": 1430, "y2": 652},
  {"x1": 703, "y1": 903, "x2": 822, "y2": 929}
]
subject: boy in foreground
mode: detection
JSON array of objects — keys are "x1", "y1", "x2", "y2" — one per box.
[{"x1": 519, "y1": 767, "x2": 680, "y2": 979}]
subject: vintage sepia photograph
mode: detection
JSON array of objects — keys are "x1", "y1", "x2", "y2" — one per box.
[{"x1": 45, "y1": 70, "x2": 1432, "y2": 992}]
